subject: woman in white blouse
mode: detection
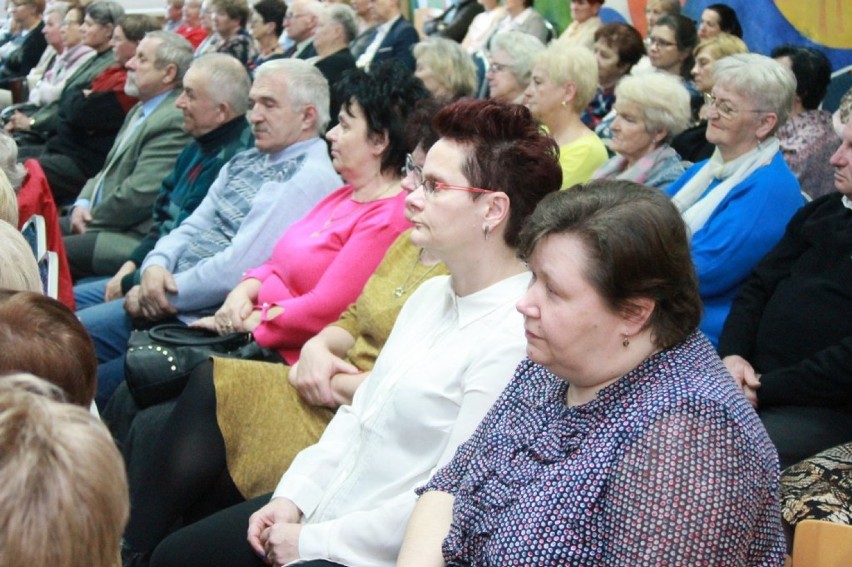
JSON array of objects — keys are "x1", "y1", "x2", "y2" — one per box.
[{"x1": 147, "y1": 99, "x2": 563, "y2": 567}]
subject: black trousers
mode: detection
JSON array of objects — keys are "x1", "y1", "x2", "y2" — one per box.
[{"x1": 761, "y1": 405, "x2": 852, "y2": 469}]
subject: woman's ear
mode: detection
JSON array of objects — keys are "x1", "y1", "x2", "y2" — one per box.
[
  {"x1": 620, "y1": 297, "x2": 656, "y2": 334},
  {"x1": 755, "y1": 112, "x2": 779, "y2": 141},
  {"x1": 369, "y1": 129, "x2": 390, "y2": 158},
  {"x1": 482, "y1": 191, "x2": 511, "y2": 235}
]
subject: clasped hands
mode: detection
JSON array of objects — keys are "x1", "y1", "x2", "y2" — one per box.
[
  {"x1": 722, "y1": 355, "x2": 761, "y2": 408},
  {"x1": 247, "y1": 497, "x2": 303, "y2": 566}
]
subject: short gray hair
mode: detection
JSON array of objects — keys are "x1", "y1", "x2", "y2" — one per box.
[
  {"x1": 189, "y1": 53, "x2": 251, "y2": 115},
  {"x1": 325, "y1": 3, "x2": 357, "y2": 44},
  {"x1": 86, "y1": 1, "x2": 125, "y2": 27},
  {"x1": 615, "y1": 72, "x2": 692, "y2": 141},
  {"x1": 255, "y1": 59, "x2": 330, "y2": 135},
  {"x1": 45, "y1": 1, "x2": 70, "y2": 20},
  {"x1": 145, "y1": 30, "x2": 194, "y2": 87},
  {"x1": 0, "y1": 133, "x2": 27, "y2": 191},
  {"x1": 489, "y1": 31, "x2": 545, "y2": 88},
  {"x1": 713, "y1": 53, "x2": 796, "y2": 132},
  {"x1": 0, "y1": 220, "x2": 41, "y2": 293}
]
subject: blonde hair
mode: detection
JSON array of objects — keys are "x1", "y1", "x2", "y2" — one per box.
[
  {"x1": 615, "y1": 72, "x2": 692, "y2": 141},
  {"x1": 413, "y1": 37, "x2": 477, "y2": 99},
  {"x1": 533, "y1": 42, "x2": 598, "y2": 113},
  {"x1": 0, "y1": 375, "x2": 129, "y2": 567},
  {"x1": 0, "y1": 220, "x2": 40, "y2": 293},
  {"x1": 0, "y1": 170, "x2": 17, "y2": 226},
  {"x1": 694, "y1": 32, "x2": 748, "y2": 62}
]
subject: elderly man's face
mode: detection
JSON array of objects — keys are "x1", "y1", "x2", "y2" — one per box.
[
  {"x1": 248, "y1": 71, "x2": 310, "y2": 153},
  {"x1": 284, "y1": 1, "x2": 316, "y2": 43},
  {"x1": 830, "y1": 120, "x2": 852, "y2": 197},
  {"x1": 176, "y1": 66, "x2": 226, "y2": 138},
  {"x1": 125, "y1": 37, "x2": 171, "y2": 101}
]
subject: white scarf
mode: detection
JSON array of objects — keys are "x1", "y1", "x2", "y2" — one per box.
[{"x1": 672, "y1": 137, "x2": 780, "y2": 234}]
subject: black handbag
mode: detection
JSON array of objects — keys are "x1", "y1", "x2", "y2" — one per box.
[{"x1": 124, "y1": 323, "x2": 264, "y2": 408}]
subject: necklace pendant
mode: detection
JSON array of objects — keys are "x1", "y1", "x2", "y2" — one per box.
[{"x1": 393, "y1": 286, "x2": 405, "y2": 298}]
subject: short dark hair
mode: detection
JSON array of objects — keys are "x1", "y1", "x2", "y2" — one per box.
[
  {"x1": 336, "y1": 62, "x2": 430, "y2": 177},
  {"x1": 117, "y1": 13, "x2": 161, "y2": 42},
  {"x1": 706, "y1": 3, "x2": 742, "y2": 38},
  {"x1": 771, "y1": 44, "x2": 833, "y2": 110},
  {"x1": 210, "y1": 0, "x2": 250, "y2": 27},
  {"x1": 404, "y1": 97, "x2": 447, "y2": 155},
  {"x1": 594, "y1": 22, "x2": 645, "y2": 71},
  {"x1": 253, "y1": 0, "x2": 286, "y2": 38},
  {"x1": 0, "y1": 291, "x2": 97, "y2": 407},
  {"x1": 654, "y1": 14, "x2": 698, "y2": 80},
  {"x1": 518, "y1": 180, "x2": 701, "y2": 348},
  {"x1": 433, "y1": 98, "x2": 563, "y2": 248}
]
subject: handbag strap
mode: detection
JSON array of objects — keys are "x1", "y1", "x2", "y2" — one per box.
[{"x1": 147, "y1": 323, "x2": 251, "y2": 347}]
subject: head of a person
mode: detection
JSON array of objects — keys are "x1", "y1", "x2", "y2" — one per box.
[
  {"x1": 327, "y1": 63, "x2": 429, "y2": 180},
  {"x1": 771, "y1": 45, "x2": 832, "y2": 112},
  {"x1": 0, "y1": 132, "x2": 27, "y2": 193},
  {"x1": 125, "y1": 31, "x2": 193, "y2": 101},
  {"x1": 60, "y1": 5, "x2": 86, "y2": 48},
  {"x1": 0, "y1": 376, "x2": 129, "y2": 567},
  {"x1": 834, "y1": 89, "x2": 852, "y2": 137},
  {"x1": 177, "y1": 53, "x2": 250, "y2": 138},
  {"x1": 9, "y1": 0, "x2": 44, "y2": 26},
  {"x1": 350, "y1": 0, "x2": 371, "y2": 19},
  {"x1": 371, "y1": 0, "x2": 400, "y2": 23},
  {"x1": 0, "y1": 220, "x2": 41, "y2": 293},
  {"x1": 648, "y1": 14, "x2": 697, "y2": 80},
  {"x1": 503, "y1": 0, "x2": 533, "y2": 15},
  {"x1": 82, "y1": 1, "x2": 124, "y2": 52},
  {"x1": 42, "y1": 1, "x2": 69, "y2": 50},
  {"x1": 200, "y1": 0, "x2": 214, "y2": 31},
  {"x1": 830, "y1": 119, "x2": 852, "y2": 197},
  {"x1": 182, "y1": 0, "x2": 203, "y2": 26},
  {"x1": 312, "y1": 3, "x2": 357, "y2": 56},
  {"x1": 593, "y1": 22, "x2": 645, "y2": 88},
  {"x1": 251, "y1": 0, "x2": 286, "y2": 41},
  {"x1": 112, "y1": 13, "x2": 162, "y2": 67},
  {"x1": 644, "y1": 0, "x2": 679, "y2": 30},
  {"x1": 690, "y1": 32, "x2": 748, "y2": 93},
  {"x1": 487, "y1": 31, "x2": 545, "y2": 104},
  {"x1": 210, "y1": 0, "x2": 249, "y2": 36},
  {"x1": 610, "y1": 73, "x2": 691, "y2": 163},
  {"x1": 525, "y1": 42, "x2": 598, "y2": 122},
  {"x1": 413, "y1": 37, "x2": 477, "y2": 100},
  {"x1": 570, "y1": 0, "x2": 603, "y2": 24},
  {"x1": 249, "y1": 58, "x2": 329, "y2": 152},
  {"x1": 698, "y1": 3, "x2": 742, "y2": 40},
  {"x1": 516, "y1": 180, "x2": 701, "y2": 380},
  {"x1": 406, "y1": 99, "x2": 563, "y2": 256},
  {"x1": 401, "y1": 97, "x2": 447, "y2": 191},
  {"x1": 284, "y1": 0, "x2": 319, "y2": 43},
  {"x1": 708, "y1": 53, "x2": 796, "y2": 158},
  {"x1": 166, "y1": 0, "x2": 184, "y2": 23},
  {"x1": 0, "y1": 170, "x2": 16, "y2": 226},
  {"x1": 0, "y1": 291, "x2": 97, "y2": 407}
]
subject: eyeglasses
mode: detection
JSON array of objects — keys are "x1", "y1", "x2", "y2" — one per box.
[
  {"x1": 703, "y1": 93, "x2": 768, "y2": 120},
  {"x1": 405, "y1": 154, "x2": 495, "y2": 196},
  {"x1": 645, "y1": 36, "x2": 676, "y2": 48},
  {"x1": 284, "y1": 12, "x2": 308, "y2": 20},
  {"x1": 487, "y1": 62, "x2": 510, "y2": 74}
]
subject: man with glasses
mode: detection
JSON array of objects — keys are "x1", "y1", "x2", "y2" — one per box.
[{"x1": 282, "y1": 0, "x2": 319, "y2": 59}]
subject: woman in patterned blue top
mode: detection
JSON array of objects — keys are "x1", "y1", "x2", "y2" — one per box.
[{"x1": 399, "y1": 180, "x2": 786, "y2": 566}]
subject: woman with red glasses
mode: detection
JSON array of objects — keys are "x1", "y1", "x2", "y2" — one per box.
[{"x1": 146, "y1": 98, "x2": 562, "y2": 567}]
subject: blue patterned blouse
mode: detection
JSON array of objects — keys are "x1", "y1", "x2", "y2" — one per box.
[{"x1": 419, "y1": 331, "x2": 786, "y2": 566}]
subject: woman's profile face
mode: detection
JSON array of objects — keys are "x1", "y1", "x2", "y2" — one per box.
[
  {"x1": 405, "y1": 138, "x2": 482, "y2": 259},
  {"x1": 516, "y1": 233, "x2": 626, "y2": 383},
  {"x1": 60, "y1": 9, "x2": 83, "y2": 48},
  {"x1": 705, "y1": 84, "x2": 766, "y2": 158},
  {"x1": 570, "y1": 0, "x2": 598, "y2": 24},
  {"x1": 691, "y1": 48, "x2": 716, "y2": 93},
  {"x1": 487, "y1": 49, "x2": 524, "y2": 104},
  {"x1": 698, "y1": 9, "x2": 721, "y2": 40},
  {"x1": 523, "y1": 63, "x2": 568, "y2": 121},
  {"x1": 647, "y1": 25, "x2": 686, "y2": 75},
  {"x1": 609, "y1": 100, "x2": 660, "y2": 163},
  {"x1": 594, "y1": 38, "x2": 623, "y2": 86},
  {"x1": 325, "y1": 100, "x2": 386, "y2": 178}
]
